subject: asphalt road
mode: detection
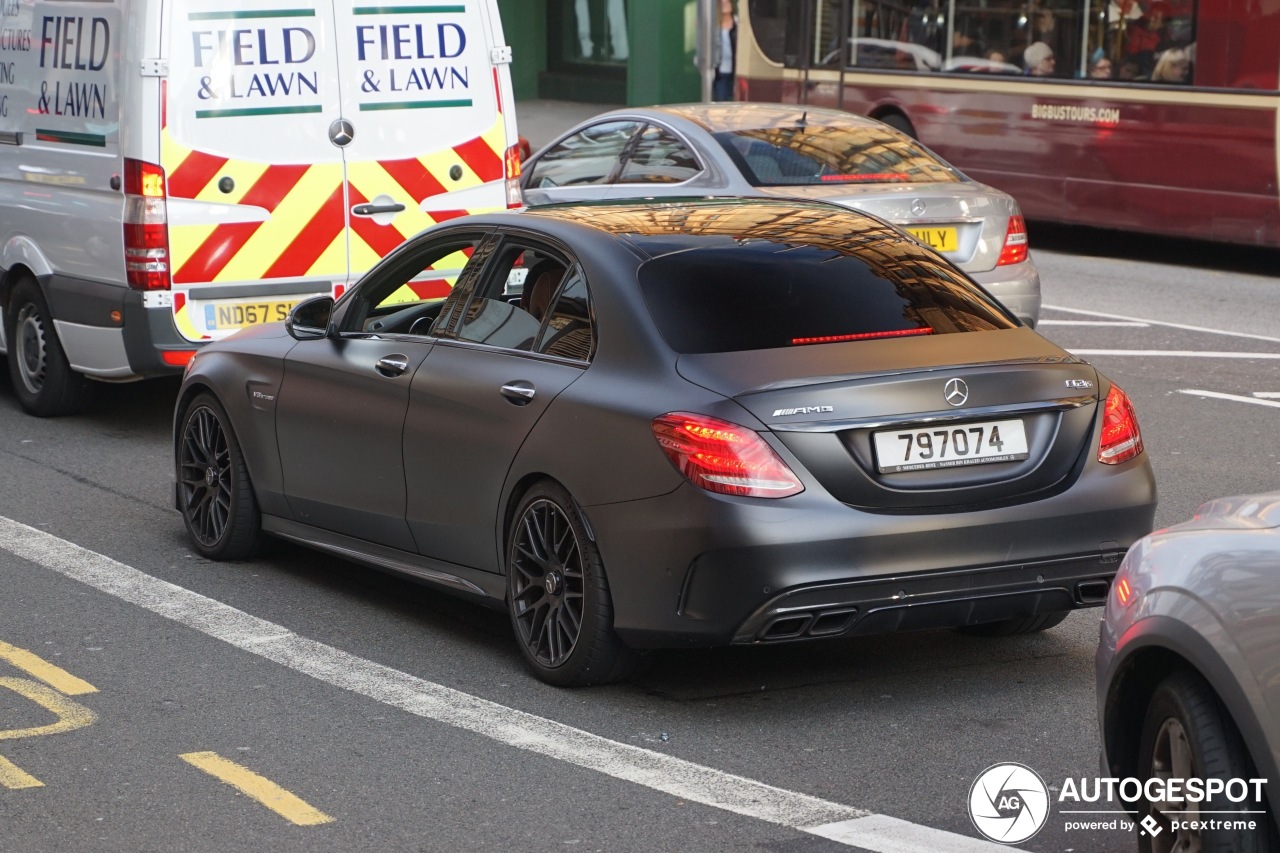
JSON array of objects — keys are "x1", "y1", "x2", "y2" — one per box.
[{"x1": 0, "y1": 231, "x2": 1276, "y2": 853}]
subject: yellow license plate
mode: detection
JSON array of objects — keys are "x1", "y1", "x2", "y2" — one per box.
[
  {"x1": 205, "y1": 300, "x2": 297, "y2": 331},
  {"x1": 906, "y1": 226, "x2": 959, "y2": 252}
]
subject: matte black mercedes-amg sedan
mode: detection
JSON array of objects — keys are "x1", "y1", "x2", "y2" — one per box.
[{"x1": 173, "y1": 198, "x2": 1157, "y2": 686}]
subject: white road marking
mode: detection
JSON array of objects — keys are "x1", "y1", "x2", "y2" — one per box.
[
  {"x1": 1037, "y1": 320, "x2": 1148, "y2": 327},
  {"x1": 810, "y1": 815, "x2": 1007, "y2": 852},
  {"x1": 1043, "y1": 305, "x2": 1280, "y2": 344},
  {"x1": 0, "y1": 516, "x2": 1016, "y2": 852},
  {"x1": 1255, "y1": 392, "x2": 1280, "y2": 399},
  {"x1": 1070, "y1": 350, "x2": 1280, "y2": 359},
  {"x1": 1177, "y1": 390, "x2": 1280, "y2": 409}
]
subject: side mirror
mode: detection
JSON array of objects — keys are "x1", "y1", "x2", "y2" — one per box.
[{"x1": 286, "y1": 296, "x2": 334, "y2": 341}]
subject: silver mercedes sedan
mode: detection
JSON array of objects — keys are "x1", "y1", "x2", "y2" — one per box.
[{"x1": 519, "y1": 102, "x2": 1041, "y2": 327}]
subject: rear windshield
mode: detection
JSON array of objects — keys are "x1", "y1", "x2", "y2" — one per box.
[
  {"x1": 639, "y1": 242, "x2": 1014, "y2": 354},
  {"x1": 713, "y1": 124, "x2": 961, "y2": 187}
]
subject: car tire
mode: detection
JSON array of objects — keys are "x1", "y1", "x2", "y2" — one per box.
[
  {"x1": 956, "y1": 610, "x2": 1071, "y2": 637},
  {"x1": 176, "y1": 392, "x2": 261, "y2": 560},
  {"x1": 1137, "y1": 669, "x2": 1277, "y2": 853},
  {"x1": 5, "y1": 276, "x2": 92, "y2": 417},
  {"x1": 506, "y1": 481, "x2": 636, "y2": 687},
  {"x1": 878, "y1": 112, "x2": 917, "y2": 139}
]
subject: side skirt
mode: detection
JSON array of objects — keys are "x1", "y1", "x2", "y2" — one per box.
[{"x1": 261, "y1": 515, "x2": 508, "y2": 610}]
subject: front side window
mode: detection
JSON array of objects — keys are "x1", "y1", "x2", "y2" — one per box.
[
  {"x1": 343, "y1": 234, "x2": 489, "y2": 336},
  {"x1": 525, "y1": 121, "x2": 644, "y2": 189}
]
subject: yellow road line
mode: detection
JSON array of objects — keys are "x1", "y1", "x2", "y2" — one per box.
[
  {"x1": 0, "y1": 678, "x2": 97, "y2": 740},
  {"x1": 0, "y1": 641, "x2": 97, "y2": 695},
  {"x1": 0, "y1": 755, "x2": 44, "y2": 789},
  {"x1": 180, "y1": 752, "x2": 334, "y2": 826}
]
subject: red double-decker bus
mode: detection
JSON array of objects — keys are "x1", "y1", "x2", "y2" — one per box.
[{"x1": 736, "y1": 0, "x2": 1280, "y2": 246}]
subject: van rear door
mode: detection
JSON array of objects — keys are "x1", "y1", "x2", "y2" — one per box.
[
  {"x1": 164, "y1": 1, "x2": 348, "y2": 341},
  {"x1": 163, "y1": 0, "x2": 513, "y2": 341},
  {"x1": 331, "y1": 0, "x2": 512, "y2": 281}
]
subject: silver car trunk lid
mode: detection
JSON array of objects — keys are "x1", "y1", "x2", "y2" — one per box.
[
  {"x1": 756, "y1": 182, "x2": 1013, "y2": 272},
  {"x1": 676, "y1": 329, "x2": 1102, "y2": 511}
]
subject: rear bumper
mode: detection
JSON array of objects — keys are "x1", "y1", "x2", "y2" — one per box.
[
  {"x1": 585, "y1": 456, "x2": 1155, "y2": 649},
  {"x1": 970, "y1": 259, "x2": 1042, "y2": 327}
]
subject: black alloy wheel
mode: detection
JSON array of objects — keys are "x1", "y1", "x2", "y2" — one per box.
[
  {"x1": 177, "y1": 393, "x2": 261, "y2": 560},
  {"x1": 506, "y1": 481, "x2": 635, "y2": 686}
]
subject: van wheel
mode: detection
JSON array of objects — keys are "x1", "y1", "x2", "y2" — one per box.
[
  {"x1": 956, "y1": 610, "x2": 1071, "y2": 636},
  {"x1": 506, "y1": 481, "x2": 637, "y2": 686},
  {"x1": 6, "y1": 277, "x2": 92, "y2": 416},
  {"x1": 177, "y1": 393, "x2": 261, "y2": 560}
]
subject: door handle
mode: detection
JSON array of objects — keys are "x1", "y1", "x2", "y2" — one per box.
[
  {"x1": 376, "y1": 355, "x2": 409, "y2": 377},
  {"x1": 500, "y1": 381, "x2": 536, "y2": 405},
  {"x1": 353, "y1": 202, "x2": 406, "y2": 216}
]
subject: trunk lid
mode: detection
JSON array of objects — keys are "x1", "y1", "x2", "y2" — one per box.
[{"x1": 678, "y1": 328, "x2": 1101, "y2": 511}]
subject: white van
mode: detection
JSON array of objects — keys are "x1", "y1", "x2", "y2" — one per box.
[{"x1": 0, "y1": 0, "x2": 519, "y2": 415}]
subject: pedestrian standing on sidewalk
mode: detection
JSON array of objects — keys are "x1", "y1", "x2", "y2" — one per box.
[{"x1": 700, "y1": 0, "x2": 737, "y2": 101}]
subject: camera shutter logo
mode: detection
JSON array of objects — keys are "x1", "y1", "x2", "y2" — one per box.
[{"x1": 969, "y1": 762, "x2": 1051, "y2": 844}]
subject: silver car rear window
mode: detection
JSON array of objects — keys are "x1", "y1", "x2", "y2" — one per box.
[{"x1": 713, "y1": 125, "x2": 962, "y2": 187}]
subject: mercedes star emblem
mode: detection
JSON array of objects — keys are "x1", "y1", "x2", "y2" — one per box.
[
  {"x1": 944, "y1": 377, "x2": 970, "y2": 407},
  {"x1": 911, "y1": 198, "x2": 927, "y2": 216},
  {"x1": 329, "y1": 118, "x2": 355, "y2": 147}
]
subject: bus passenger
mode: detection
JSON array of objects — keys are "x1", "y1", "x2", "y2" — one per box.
[
  {"x1": 1089, "y1": 55, "x2": 1115, "y2": 78},
  {"x1": 1023, "y1": 41, "x2": 1056, "y2": 76},
  {"x1": 1150, "y1": 46, "x2": 1190, "y2": 82},
  {"x1": 1125, "y1": 1, "x2": 1171, "y2": 75}
]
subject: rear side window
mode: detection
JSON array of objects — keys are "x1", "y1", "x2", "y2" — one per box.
[
  {"x1": 617, "y1": 125, "x2": 702, "y2": 184},
  {"x1": 639, "y1": 242, "x2": 1013, "y2": 354},
  {"x1": 526, "y1": 121, "x2": 644, "y2": 188}
]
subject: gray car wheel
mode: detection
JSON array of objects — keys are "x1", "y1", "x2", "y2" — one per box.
[
  {"x1": 177, "y1": 393, "x2": 261, "y2": 560},
  {"x1": 1137, "y1": 670, "x2": 1277, "y2": 853},
  {"x1": 5, "y1": 277, "x2": 92, "y2": 417},
  {"x1": 506, "y1": 481, "x2": 636, "y2": 686}
]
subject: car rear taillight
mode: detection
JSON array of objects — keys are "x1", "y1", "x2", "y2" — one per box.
[
  {"x1": 123, "y1": 158, "x2": 172, "y2": 291},
  {"x1": 652, "y1": 413, "x2": 804, "y2": 498},
  {"x1": 1098, "y1": 384, "x2": 1144, "y2": 464},
  {"x1": 504, "y1": 144, "x2": 523, "y2": 208},
  {"x1": 996, "y1": 214, "x2": 1028, "y2": 266}
]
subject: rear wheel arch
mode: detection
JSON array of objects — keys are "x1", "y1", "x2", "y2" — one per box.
[
  {"x1": 1105, "y1": 646, "x2": 1193, "y2": 779},
  {"x1": 870, "y1": 109, "x2": 917, "y2": 139}
]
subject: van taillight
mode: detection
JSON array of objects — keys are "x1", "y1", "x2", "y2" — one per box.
[
  {"x1": 996, "y1": 213, "x2": 1028, "y2": 266},
  {"x1": 123, "y1": 158, "x2": 172, "y2": 291},
  {"x1": 504, "y1": 144, "x2": 523, "y2": 209}
]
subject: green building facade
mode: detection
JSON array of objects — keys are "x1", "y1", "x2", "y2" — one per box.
[{"x1": 496, "y1": 0, "x2": 702, "y2": 105}]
